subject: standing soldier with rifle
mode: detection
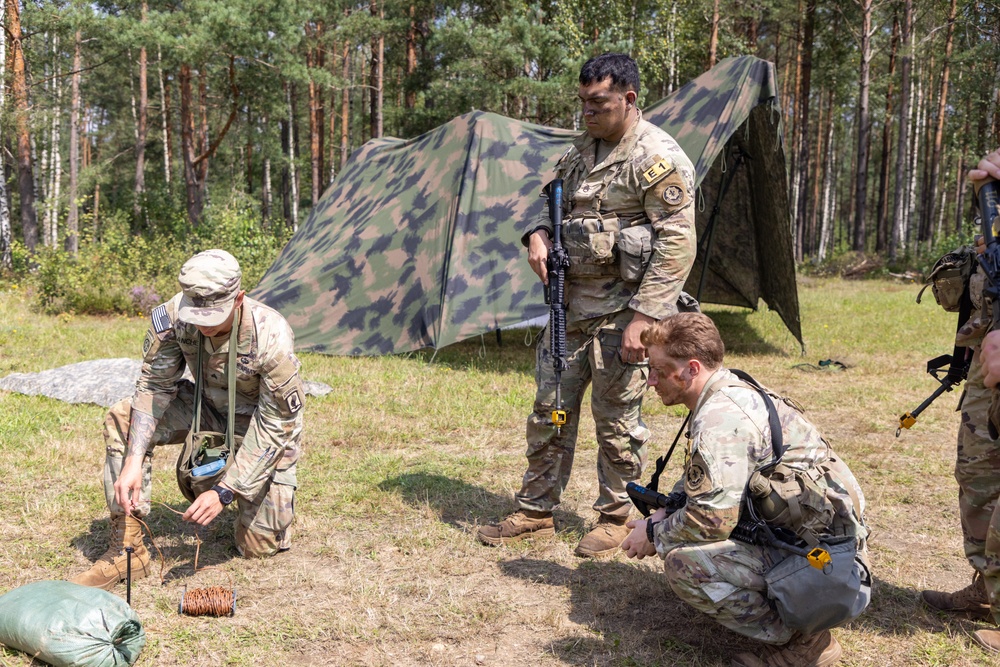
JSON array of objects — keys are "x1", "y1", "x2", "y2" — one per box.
[
  {"x1": 477, "y1": 53, "x2": 697, "y2": 557},
  {"x1": 922, "y1": 149, "x2": 1000, "y2": 655}
]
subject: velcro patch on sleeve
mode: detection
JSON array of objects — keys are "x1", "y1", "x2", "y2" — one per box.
[
  {"x1": 651, "y1": 169, "x2": 692, "y2": 214},
  {"x1": 640, "y1": 155, "x2": 674, "y2": 185},
  {"x1": 151, "y1": 305, "x2": 171, "y2": 334},
  {"x1": 266, "y1": 356, "x2": 304, "y2": 417},
  {"x1": 142, "y1": 330, "x2": 158, "y2": 360},
  {"x1": 684, "y1": 452, "x2": 714, "y2": 497}
]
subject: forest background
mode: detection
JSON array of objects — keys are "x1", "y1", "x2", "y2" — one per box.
[{"x1": 0, "y1": 0, "x2": 998, "y2": 314}]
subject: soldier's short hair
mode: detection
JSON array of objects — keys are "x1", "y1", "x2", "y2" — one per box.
[
  {"x1": 579, "y1": 53, "x2": 640, "y2": 94},
  {"x1": 641, "y1": 312, "x2": 724, "y2": 369}
]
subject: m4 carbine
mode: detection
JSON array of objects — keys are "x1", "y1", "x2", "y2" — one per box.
[{"x1": 544, "y1": 178, "x2": 571, "y2": 433}]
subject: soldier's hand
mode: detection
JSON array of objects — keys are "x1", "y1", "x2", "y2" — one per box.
[
  {"x1": 114, "y1": 457, "x2": 144, "y2": 515},
  {"x1": 621, "y1": 518, "x2": 658, "y2": 559},
  {"x1": 969, "y1": 149, "x2": 1000, "y2": 185},
  {"x1": 182, "y1": 489, "x2": 224, "y2": 527},
  {"x1": 527, "y1": 230, "x2": 553, "y2": 285},
  {"x1": 621, "y1": 312, "x2": 655, "y2": 363},
  {"x1": 982, "y1": 330, "x2": 1000, "y2": 388}
]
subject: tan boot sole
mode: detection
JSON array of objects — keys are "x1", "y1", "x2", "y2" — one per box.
[
  {"x1": 476, "y1": 526, "x2": 555, "y2": 546},
  {"x1": 573, "y1": 542, "x2": 621, "y2": 558}
]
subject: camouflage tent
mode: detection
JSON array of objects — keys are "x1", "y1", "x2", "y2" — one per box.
[{"x1": 253, "y1": 55, "x2": 802, "y2": 355}]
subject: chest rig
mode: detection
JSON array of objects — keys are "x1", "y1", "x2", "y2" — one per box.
[{"x1": 559, "y1": 148, "x2": 648, "y2": 280}]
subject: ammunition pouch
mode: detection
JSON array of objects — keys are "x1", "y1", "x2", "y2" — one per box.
[
  {"x1": 564, "y1": 214, "x2": 620, "y2": 277},
  {"x1": 747, "y1": 456, "x2": 861, "y2": 547},
  {"x1": 917, "y1": 244, "x2": 976, "y2": 312},
  {"x1": 617, "y1": 223, "x2": 654, "y2": 282}
]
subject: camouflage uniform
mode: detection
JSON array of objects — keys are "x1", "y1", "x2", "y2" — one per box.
[
  {"x1": 103, "y1": 292, "x2": 304, "y2": 557},
  {"x1": 952, "y1": 265, "x2": 1000, "y2": 619},
  {"x1": 651, "y1": 369, "x2": 868, "y2": 644},
  {"x1": 516, "y1": 112, "x2": 697, "y2": 519}
]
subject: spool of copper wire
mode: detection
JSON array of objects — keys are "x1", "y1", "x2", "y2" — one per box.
[{"x1": 178, "y1": 585, "x2": 237, "y2": 617}]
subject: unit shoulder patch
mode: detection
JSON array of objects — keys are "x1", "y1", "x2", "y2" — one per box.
[{"x1": 651, "y1": 168, "x2": 692, "y2": 214}]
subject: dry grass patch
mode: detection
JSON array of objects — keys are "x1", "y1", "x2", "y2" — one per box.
[{"x1": 3, "y1": 278, "x2": 1000, "y2": 665}]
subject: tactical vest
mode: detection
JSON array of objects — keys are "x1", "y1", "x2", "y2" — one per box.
[
  {"x1": 700, "y1": 371, "x2": 865, "y2": 547},
  {"x1": 560, "y1": 154, "x2": 653, "y2": 282}
]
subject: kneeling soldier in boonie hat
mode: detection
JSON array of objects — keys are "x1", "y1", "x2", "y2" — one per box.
[{"x1": 71, "y1": 249, "x2": 306, "y2": 590}]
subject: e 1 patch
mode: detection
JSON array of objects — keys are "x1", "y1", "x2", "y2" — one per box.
[{"x1": 642, "y1": 156, "x2": 672, "y2": 184}]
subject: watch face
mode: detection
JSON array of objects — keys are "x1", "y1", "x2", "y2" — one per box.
[{"x1": 214, "y1": 486, "x2": 234, "y2": 505}]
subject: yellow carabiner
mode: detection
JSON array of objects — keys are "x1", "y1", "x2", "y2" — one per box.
[{"x1": 807, "y1": 547, "x2": 832, "y2": 572}]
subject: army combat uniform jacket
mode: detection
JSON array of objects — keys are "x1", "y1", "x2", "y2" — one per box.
[
  {"x1": 137, "y1": 293, "x2": 305, "y2": 498},
  {"x1": 523, "y1": 111, "x2": 697, "y2": 322},
  {"x1": 653, "y1": 368, "x2": 867, "y2": 552}
]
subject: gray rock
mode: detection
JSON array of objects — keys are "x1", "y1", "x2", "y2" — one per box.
[{"x1": 0, "y1": 359, "x2": 332, "y2": 407}]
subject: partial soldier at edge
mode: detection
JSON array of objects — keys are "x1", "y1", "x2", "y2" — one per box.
[{"x1": 923, "y1": 148, "x2": 1000, "y2": 654}]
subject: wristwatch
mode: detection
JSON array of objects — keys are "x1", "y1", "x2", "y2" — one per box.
[{"x1": 211, "y1": 485, "x2": 235, "y2": 506}]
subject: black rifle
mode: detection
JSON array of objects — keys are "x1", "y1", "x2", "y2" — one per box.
[
  {"x1": 896, "y1": 347, "x2": 970, "y2": 436},
  {"x1": 544, "y1": 179, "x2": 571, "y2": 433},
  {"x1": 626, "y1": 481, "x2": 685, "y2": 518},
  {"x1": 977, "y1": 179, "x2": 1000, "y2": 438}
]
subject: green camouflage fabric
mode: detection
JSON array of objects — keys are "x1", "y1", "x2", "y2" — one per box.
[
  {"x1": 252, "y1": 56, "x2": 802, "y2": 355},
  {"x1": 101, "y1": 294, "x2": 304, "y2": 556},
  {"x1": 652, "y1": 369, "x2": 868, "y2": 642},
  {"x1": 525, "y1": 112, "x2": 696, "y2": 322}
]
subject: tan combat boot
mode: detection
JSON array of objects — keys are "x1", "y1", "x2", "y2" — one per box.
[
  {"x1": 476, "y1": 510, "x2": 554, "y2": 546},
  {"x1": 974, "y1": 628, "x2": 1000, "y2": 653},
  {"x1": 730, "y1": 630, "x2": 842, "y2": 667},
  {"x1": 70, "y1": 514, "x2": 151, "y2": 590},
  {"x1": 921, "y1": 572, "x2": 991, "y2": 619},
  {"x1": 574, "y1": 514, "x2": 630, "y2": 558}
]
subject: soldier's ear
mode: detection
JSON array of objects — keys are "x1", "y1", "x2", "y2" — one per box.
[{"x1": 625, "y1": 90, "x2": 637, "y2": 108}]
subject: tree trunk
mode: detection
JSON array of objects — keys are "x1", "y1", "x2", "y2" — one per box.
[
  {"x1": 0, "y1": 1, "x2": 10, "y2": 269},
  {"x1": 179, "y1": 63, "x2": 203, "y2": 225},
  {"x1": 66, "y1": 29, "x2": 81, "y2": 254},
  {"x1": 307, "y1": 29, "x2": 321, "y2": 206},
  {"x1": 340, "y1": 38, "x2": 350, "y2": 170},
  {"x1": 889, "y1": 0, "x2": 912, "y2": 260},
  {"x1": 922, "y1": 0, "x2": 956, "y2": 247},
  {"x1": 134, "y1": 2, "x2": 148, "y2": 223},
  {"x1": 8, "y1": 0, "x2": 38, "y2": 251},
  {"x1": 852, "y1": 0, "x2": 873, "y2": 252},
  {"x1": 875, "y1": 10, "x2": 898, "y2": 254},
  {"x1": 49, "y1": 34, "x2": 62, "y2": 249},
  {"x1": 370, "y1": 0, "x2": 384, "y2": 139},
  {"x1": 287, "y1": 83, "x2": 299, "y2": 230},
  {"x1": 906, "y1": 46, "x2": 922, "y2": 253},
  {"x1": 794, "y1": 0, "x2": 817, "y2": 263},
  {"x1": 405, "y1": 4, "x2": 418, "y2": 109},
  {"x1": 818, "y1": 113, "x2": 837, "y2": 261},
  {"x1": 707, "y1": 0, "x2": 720, "y2": 69},
  {"x1": 158, "y1": 47, "x2": 171, "y2": 189}
]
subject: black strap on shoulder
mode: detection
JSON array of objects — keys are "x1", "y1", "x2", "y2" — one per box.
[
  {"x1": 647, "y1": 412, "x2": 691, "y2": 492},
  {"x1": 729, "y1": 368, "x2": 785, "y2": 470}
]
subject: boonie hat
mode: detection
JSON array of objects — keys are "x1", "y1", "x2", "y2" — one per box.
[{"x1": 177, "y1": 249, "x2": 242, "y2": 327}]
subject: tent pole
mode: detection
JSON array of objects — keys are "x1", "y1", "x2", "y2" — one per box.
[{"x1": 695, "y1": 146, "x2": 747, "y2": 303}]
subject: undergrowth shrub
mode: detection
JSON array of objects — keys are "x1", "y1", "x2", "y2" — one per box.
[{"x1": 21, "y1": 194, "x2": 293, "y2": 316}]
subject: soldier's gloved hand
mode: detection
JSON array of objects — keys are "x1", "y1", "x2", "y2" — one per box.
[{"x1": 527, "y1": 230, "x2": 553, "y2": 285}]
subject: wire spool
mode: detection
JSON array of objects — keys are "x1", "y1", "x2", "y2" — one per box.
[{"x1": 178, "y1": 585, "x2": 237, "y2": 617}]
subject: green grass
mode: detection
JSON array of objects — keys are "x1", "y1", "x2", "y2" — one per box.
[{"x1": 1, "y1": 277, "x2": 999, "y2": 666}]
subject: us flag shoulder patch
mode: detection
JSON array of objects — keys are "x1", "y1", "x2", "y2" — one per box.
[{"x1": 151, "y1": 305, "x2": 171, "y2": 333}]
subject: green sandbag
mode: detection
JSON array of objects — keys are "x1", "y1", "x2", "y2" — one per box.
[{"x1": 0, "y1": 580, "x2": 145, "y2": 667}]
